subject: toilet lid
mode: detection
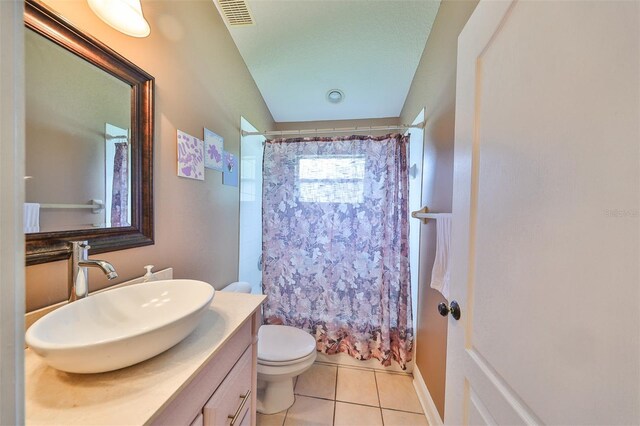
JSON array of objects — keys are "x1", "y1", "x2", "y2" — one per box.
[{"x1": 258, "y1": 325, "x2": 317, "y2": 362}]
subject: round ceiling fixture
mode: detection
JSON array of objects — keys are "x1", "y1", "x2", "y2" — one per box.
[
  {"x1": 326, "y1": 89, "x2": 344, "y2": 104},
  {"x1": 88, "y1": 0, "x2": 151, "y2": 38}
]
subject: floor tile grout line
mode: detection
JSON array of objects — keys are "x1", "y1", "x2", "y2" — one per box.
[
  {"x1": 314, "y1": 360, "x2": 412, "y2": 376},
  {"x1": 332, "y1": 400, "x2": 336, "y2": 425},
  {"x1": 334, "y1": 399, "x2": 382, "y2": 409},
  {"x1": 295, "y1": 363, "x2": 337, "y2": 402},
  {"x1": 332, "y1": 365, "x2": 338, "y2": 425},
  {"x1": 314, "y1": 359, "x2": 410, "y2": 372},
  {"x1": 294, "y1": 393, "x2": 337, "y2": 402},
  {"x1": 281, "y1": 364, "x2": 425, "y2": 426},
  {"x1": 332, "y1": 400, "x2": 390, "y2": 426},
  {"x1": 335, "y1": 366, "x2": 341, "y2": 401},
  {"x1": 282, "y1": 378, "x2": 292, "y2": 426},
  {"x1": 275, "y1": 394, "x2": 425, "y2": 425},
  {"x1": 337, "y1": 365, "x2": 381, "y2": 408},
  {"x1": 337, "y1": 400, "x2": 409, "y2": 410},
  {"x1": 374, "y1": 370, "x2": 385, "y2": 426},
  {"x1": 282, "y1": 393, "x2": 292, "y2": 426},
  {"x1": 378, "y1": 406, "x2": 425, "y2": 415}
]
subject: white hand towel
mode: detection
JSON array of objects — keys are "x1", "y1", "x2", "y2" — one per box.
[
  {"x1": 24, "y1": 203, "x2": 40, "y2": 233},
  {"x1": 430, "y1": 213, "x2": 452, "y2": 300}
]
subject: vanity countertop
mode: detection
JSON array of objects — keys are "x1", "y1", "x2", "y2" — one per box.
[{"x1": 25, "y1": 292, "x2": 266, "y2": 425}]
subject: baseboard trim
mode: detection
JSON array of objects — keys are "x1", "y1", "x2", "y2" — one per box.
[{"x1": 413, "y1": 365, "x2": 444, "y2": 426}]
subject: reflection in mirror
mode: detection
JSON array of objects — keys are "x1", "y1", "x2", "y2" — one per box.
[
  {"x1": 24, "y1": 0, "x2": 154, "y2": 265},
  {"x1": 25, "y1": 28, "x2": 132, "y2": 233}
]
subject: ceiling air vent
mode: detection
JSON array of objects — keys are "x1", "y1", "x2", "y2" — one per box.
[{"x1": 217, "y1": 0, "x2": 254, "y2": 26}]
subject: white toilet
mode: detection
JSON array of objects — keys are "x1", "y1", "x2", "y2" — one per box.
[
  {"x1": 257, "y1": 325, "x2": 317, "y2": 414},
  {"x1": 222, "y1": 282, "x2": 317, "y2": 414}
]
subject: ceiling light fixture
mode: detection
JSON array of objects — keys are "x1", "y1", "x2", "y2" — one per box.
[
  {"x1": 87, "y1": 0, "x2": 151, "y2": 38},
  {"x1": 326, "y1": 89, "x2": 344, "y2": 104}
]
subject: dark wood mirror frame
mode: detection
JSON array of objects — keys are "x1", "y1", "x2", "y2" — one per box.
[{"x1": 25, "y1": 0, "x2": 154, "y2": 266}]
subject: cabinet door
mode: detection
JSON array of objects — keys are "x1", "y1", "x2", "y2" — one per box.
[
  {"x1": 203, "y1": 347, "x2": 252, "y2": 426},
  {"x1": 152, "y1": 322, "x2": 253, "y2": 426},
  {"x1": 190, "y1": 413, "x2": 203, "y2": 426}
]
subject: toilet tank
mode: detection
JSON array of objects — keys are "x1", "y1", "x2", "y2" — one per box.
[{"x1": 222, "y1": 281, "x2": 252, "y2": 294}]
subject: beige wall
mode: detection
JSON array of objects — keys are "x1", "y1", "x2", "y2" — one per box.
[
  {"x1": 275, "y1": 117, "x2": 400, "y2": 138},
  {"x1": 25, "y1": 0, "x2": 274, "y2": 312},
  {"x1": 25, "y1": 28, "x2": 131, "y2": 231},
  {"x1": 400, "y1": 0, "x2": 478, "y2": 419}
]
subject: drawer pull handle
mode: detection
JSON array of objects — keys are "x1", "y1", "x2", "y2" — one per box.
[{"x1": 228, "y1": 390, "x2": 251, "y2": 426}]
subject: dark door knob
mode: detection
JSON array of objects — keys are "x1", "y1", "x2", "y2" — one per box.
[{"x1": 438, "y1": 301, "x2": 461, "y2": 320}]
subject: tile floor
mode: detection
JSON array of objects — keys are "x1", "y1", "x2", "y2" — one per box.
[{"x1": 257, "y1": 362, "x2": 429, "y2": 426}]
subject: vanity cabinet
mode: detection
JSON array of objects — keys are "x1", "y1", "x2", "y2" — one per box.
[
  {"x1": 25, "y1": 292, "x2": 265, "y2": 426},
  {"x1": 152, "y1": 312, "x2": 260, "y2": 426},
  {"x1": 202, "y1": 347, "x2": 253, "y2": 425}
]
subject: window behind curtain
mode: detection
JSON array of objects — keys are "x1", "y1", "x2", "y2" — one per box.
[{"x1": 297, "y1": 155, "x2": 365, "y2": 204}]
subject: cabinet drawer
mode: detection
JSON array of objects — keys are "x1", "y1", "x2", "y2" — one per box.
[
  {"x1": 239, "y1": 409, "x2": 250, "y2": 426},
  {"x1": 203, "y1": 346, "x2": 252, "y2": 426}
]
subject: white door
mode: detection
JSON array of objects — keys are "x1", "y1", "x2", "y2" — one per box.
[{"x1": 446, "y1": 1, "x2": 639, "y2": 424}]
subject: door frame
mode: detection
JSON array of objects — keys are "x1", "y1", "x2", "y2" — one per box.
[{"x1": 0, "y1": 0, "x2": 25, "y2": 423}]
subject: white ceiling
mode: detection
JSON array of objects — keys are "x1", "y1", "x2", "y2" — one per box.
[{"x1": 218, "y1": 0, "x2": 441, "y2": 122}]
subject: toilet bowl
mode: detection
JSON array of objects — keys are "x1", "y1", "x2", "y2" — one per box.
[
  {"x1": 222, "y1": 282, "x2": 317, "y2": 414},
  {"x1": 256, "y1": 325, "x2": 317, "y2": 414}
]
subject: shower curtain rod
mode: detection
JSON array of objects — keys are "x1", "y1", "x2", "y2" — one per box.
[{"x1": 241, "y1": 121, "x2": 425, "y2": 137}]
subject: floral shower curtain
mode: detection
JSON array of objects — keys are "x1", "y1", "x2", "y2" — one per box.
[
  {"x1": 110, "y1": 142, "x2": 129, "y2": 227},
  {"x1": 262, "y1": 134, "x2": 413, "y2": 369}
]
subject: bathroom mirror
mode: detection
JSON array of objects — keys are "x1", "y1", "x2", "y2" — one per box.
[{"x1": 24, "y1": 0, "x2": 154, "y2": 265}]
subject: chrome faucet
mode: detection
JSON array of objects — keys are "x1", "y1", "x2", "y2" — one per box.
[{"x1": 68, "y1": 241, "x2": 118, "y2": 302}]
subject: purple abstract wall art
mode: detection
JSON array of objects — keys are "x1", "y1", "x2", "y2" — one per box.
[
  {"x1": 222, "y1": 151, "x2": 238, "y2": 187},
  {"x1": 177, "y1": 130, "x2": 204, "y2": 181},
  {"x1": 204, "y1": 128, "x2": 224, "y2": 171}
]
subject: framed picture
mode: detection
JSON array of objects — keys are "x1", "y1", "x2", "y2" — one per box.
[
  {"x1": 204, "y1": 128, "x2": 224, "y2": 171},
  {"x1": 177, "y1": 130, "x2": 204, "y2": 181},
  {"x1": 222, "y1": 151, "x2": 238, "y2": 187}
]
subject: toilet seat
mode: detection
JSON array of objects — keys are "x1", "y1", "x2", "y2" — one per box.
[
  {"x1": 258, "y1": 325, "x2": 316, "y2": 363},
  {"x1": 257, "y1": 350, "x2": 316, "y2": 367}
]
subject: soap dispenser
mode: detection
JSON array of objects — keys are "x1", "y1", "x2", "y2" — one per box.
[{"x1": 142, "y1": 265, "x2": 157, "y2": 282}]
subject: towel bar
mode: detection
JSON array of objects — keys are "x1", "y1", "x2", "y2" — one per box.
[
  {"x1": 411, "y1": 206, "x2": 451, "y2": 224},
  {"x1": 40, "y1": 199, "x2": 104, "y2": 214}
]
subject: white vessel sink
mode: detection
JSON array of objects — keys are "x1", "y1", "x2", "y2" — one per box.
[{"x1": 26, "y1": 279, "x2": 215, "y2": 374}]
